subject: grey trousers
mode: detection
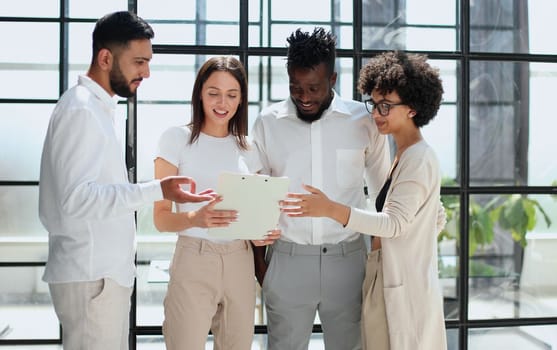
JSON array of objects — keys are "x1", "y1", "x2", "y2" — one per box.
[{"x1": 262, "y1": 236, "x2": 366, "y2": 350}]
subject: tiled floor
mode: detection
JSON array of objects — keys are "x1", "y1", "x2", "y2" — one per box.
[{"x1": 1, "y1": 294, "x2": 556, "y2": 349}]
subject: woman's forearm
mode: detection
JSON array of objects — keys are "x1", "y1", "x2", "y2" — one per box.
[
  {"x1": 154, "y1": 208, "x2": 194, "y2": 233},
  {"x1": 327, "y1": 200, "x2": 351, "y2": 227}
]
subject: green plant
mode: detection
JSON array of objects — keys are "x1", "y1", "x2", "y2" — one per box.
[
  {"x1": 490, "y1": 194, "x2": 552, "y2": 248},
  {"x1": 439, "y1": 179, "x2": 552, "y2": 256}
]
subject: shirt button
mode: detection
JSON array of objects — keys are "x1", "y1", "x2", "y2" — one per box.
[{"x1": 322, "y1": 247, "x2": 328, "y2": 254}]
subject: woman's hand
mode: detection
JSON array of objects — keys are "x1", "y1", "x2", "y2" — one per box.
[
  {"x1": 280, "y1": 184, "x2": 351, "y2": 225},
  {"x1": 280, "y1": 184, "x2": 333, "y2": 217},
  {"x1": 189, "y1": 196, "x2": 238, "y2": 228},
  {"x1": 251, "y1": 229, "x2": 281, "y2": 246}
]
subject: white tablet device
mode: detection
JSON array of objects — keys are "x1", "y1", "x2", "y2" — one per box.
[{"x1": 207, "y1": 172, "x2": 290, "y2": 240}]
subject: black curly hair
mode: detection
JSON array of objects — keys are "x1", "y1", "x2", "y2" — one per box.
[
  {"x1": 286, "y1": 27, "x2": 336, "y2": 76},
  {"x1": 358, "y1": 51, "x2": 443, "y2": 128}
]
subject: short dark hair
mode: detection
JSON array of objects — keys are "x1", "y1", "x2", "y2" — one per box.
[
  {"x1": 358, "y1": 51, "x2": 443, "y2": 128},
  {"x1": 286, "y1": 27, "x2": 336, "y2": 76},
  {"x1": 189, "y1": 56, "x2": 249, "y2": 150},
  {"x1": 91, "y1": 11, "x2": 154, "y2": 63}
]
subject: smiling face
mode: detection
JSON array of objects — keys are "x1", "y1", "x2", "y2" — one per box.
[
  {"x1": 200, "y1": 70, "x2": 242, "y2": 136},
  {"x1": 109, "y1": 39, "x2": 152, "y2": 97},
  {"x1": 288, "y1": 62, "x2": 336, "y2": 123},
  {"x1": 370, "y1": 89, "x2": 415, "y2": 135}
]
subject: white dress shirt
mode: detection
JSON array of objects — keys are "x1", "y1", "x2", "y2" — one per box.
[
  {"x1": 39, "y1": 75, "x2": 163, "y2": 288},
  {"x1": 249, "y1": 91, "x2": 390, "y2": 244}
]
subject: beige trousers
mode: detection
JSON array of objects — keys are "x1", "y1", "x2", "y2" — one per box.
[
  {"x1": 163, "y1": 236, "x2": 255, "y2": 350},
  {"x1": 361, "y1": 249, "x2": 390, "y2": 350},
  {"x1": 49, "y1": 278, "x2": 133, "y2": 350}
]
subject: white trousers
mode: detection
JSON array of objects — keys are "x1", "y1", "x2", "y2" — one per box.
[{"x1": 49, "y1": 278, "x2": 133, "y2": 350}]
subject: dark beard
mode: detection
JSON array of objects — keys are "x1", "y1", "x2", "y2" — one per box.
[
  {"x1": 110, "y1": 61, "x2": 136, "y2": 98},
  {"x1": 294, "y1": 93, "x2": 333, "y2": 123}
]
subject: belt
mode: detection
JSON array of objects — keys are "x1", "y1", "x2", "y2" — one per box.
[{"x1": 272, "y1": 236, "x2": 364, "y2": 256}]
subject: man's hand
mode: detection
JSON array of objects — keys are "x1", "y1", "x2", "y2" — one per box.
[{"x1": 160, "y1": 176, "x2": 217, "y2": 203}]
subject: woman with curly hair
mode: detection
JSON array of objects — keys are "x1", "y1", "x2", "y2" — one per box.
[{"x1": 282, "y1": 51, "x2": 447, "y2": 350}]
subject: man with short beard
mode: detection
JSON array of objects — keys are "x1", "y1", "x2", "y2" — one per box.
[
  {"x1": 248, "y1": 27, "x2": 391, "y2": 350},
  {"x1": 38, "y1": 11, "x2": 215, "y2": 350}
]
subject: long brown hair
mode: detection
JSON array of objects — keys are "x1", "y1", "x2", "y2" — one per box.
[{"x1": 188, "y1": 56, "x2": 249, "y2": 150}]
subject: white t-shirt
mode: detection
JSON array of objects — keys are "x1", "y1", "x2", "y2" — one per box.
[{"x1": 156, "y1": 126, "x2": 250, "y2": 241}]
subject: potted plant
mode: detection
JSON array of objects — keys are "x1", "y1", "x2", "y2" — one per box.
[{"x1": 439, "y1": 179, "x2": 552, "y2": 256}]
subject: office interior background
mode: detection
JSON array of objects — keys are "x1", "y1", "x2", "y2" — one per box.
[{"x1": 1, "y1": 0, "x2": 557, "y2": 348}]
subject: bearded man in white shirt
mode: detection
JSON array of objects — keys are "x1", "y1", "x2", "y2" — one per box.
[
  {"x1": 249, "y1": 27, "x2": 391, "y2": 350},
  {"x1": 38, "y1": 11, "x2": 215, "y2": 350}
]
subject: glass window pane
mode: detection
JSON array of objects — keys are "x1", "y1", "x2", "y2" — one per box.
[
  {"x1": 68, "y1": 0, "x2": 129, "y2": 19},
  {"x1": 271, "y1": 0, "x2": 330, "y2": 22},
  {"x1": 469, "y1": 194, "x2": 557, "y2": 320},
  {"x1": 424, "y1": 104, "x2": 458, "y2": 182},
  {"x1": 469, "y1": 325, "x2": 557, "y2": 349},
  {"x1": 266, "y1": 22, "x2": 353, "y2": 50},
  {"x1": 424, "y1": 59, "x2": 458, "y2": 182},
  {"x1": 362, "y1": 0, "x2": 458, "y2": 51},
  {"x1": 405, "y1": 27, "x2": 456, "y2": 51},
  {"x1": 247, "y1": 56, "x2": 264, "y2": 103},
  {"x1": 528, "y1": 62, "x2": 557, "y2": 186},
  {"x1": 269, "y1": 56, "x2": 289, "y2": 102},
  {"x1": 139, "y1": 0, "x2": 239, "y2": 45},
  {"x1": 0, "y1": 104, "x2": 53, "y2": 181},
  {"x1": 205, "y1": 25, "x2": 239, "y2": 46},
  {"x1": 68, "y1": 22, "x2": 96, "y2": 71},
  {"x1": 0, "y1": 0, "x2": 59, "y2": 17},
  {"x1": 136, "y1": 260, "x2": 168, "y2": 326},
  {"x1": 0, "y1": 266, "x2": 58, "y2": 340},
  {"x1": 470, "y1": 0, "x2": 521, "y2": 54},
  {"x1": 136, "y1": 104, "x2": 191, "y2": 183},
  {"x1": 471, "y1": 1, "x2": 556, "y2": 55},
  {"x1": 0, "y1": 23, "x2": 59, "y2": 99},
  {"x1": 470, "y1": 61, "x2": 557, "y2": 186},
  {"x1": 206, "y1": 0, "x2": 239, "y2": 21},
  {"x1": 336, "y1": 58, "x2": 354, "y2": 99},
  {"x1": 0, "y1": 187, "x2": 47, "y2": 245},
  {"x1": 249, "y1": 25, "x2": 263, "y2": 47},
  {"x1": 138, "y1": 0, "x2": 196, "y2": 20},
  {"x1": 146, "y1": 23, "x2": 197, "y2": 45},
  {"x1": 529, "y1": 2, "x2": 557, "y2": 55},
  {"x1": 439, "y1": 195, "x2": 461, "y2": 321},
  {"x1": 446, "y1": 328, "x2": 459, "y2": 350},
  {"x1": 139, "y1": 54, "x2": 198, "y2": 102}
]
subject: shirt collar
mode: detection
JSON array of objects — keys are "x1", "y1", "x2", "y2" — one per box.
[
  {"x1": 78, "y1": 75, "x2": 118, "y2": 111},
  {"x1": 275, "y1": 89, "x2": 353, "y2": 120}
]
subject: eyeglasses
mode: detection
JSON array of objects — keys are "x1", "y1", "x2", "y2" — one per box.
[{"x1": 364, "y1": 99, "x2": 406, "y2": 116}]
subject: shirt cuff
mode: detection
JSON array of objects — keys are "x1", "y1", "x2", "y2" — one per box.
[
  {"x1": 346, "y1": 207, "x2": 372, "y2": 234},
  {"x1": 139, "y1": 179, "x2": 164, "y2": 202}
]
